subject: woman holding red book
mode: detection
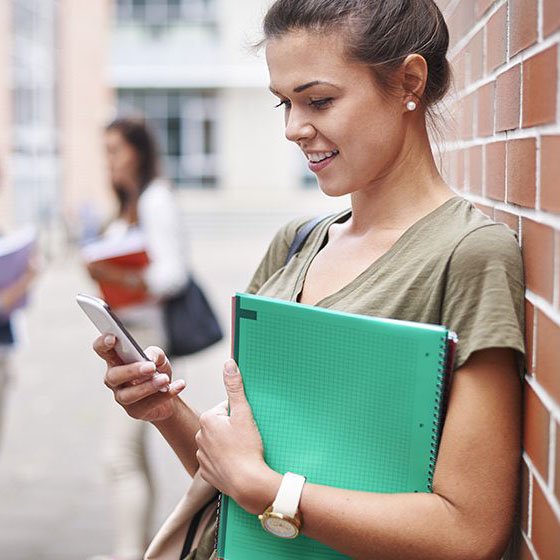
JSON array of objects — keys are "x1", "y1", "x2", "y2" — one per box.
[{"x1": 86, "y1": 118, "x2": 190, "y2": 560}]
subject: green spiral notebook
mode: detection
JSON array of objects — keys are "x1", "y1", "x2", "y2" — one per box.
[{"x1": 217, "y1": 293, "x2": 457, "y2": 560}]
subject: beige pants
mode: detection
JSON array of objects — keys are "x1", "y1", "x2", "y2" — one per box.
[{"x1": 103, "y1": 320, "x2": 166, "y2": 559}]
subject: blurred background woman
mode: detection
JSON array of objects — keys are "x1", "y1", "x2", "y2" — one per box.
[{"x1": 86, "y1": 117, "x2": 190, "y2": 560}]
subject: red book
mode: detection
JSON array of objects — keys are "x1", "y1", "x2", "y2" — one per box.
[{"x1": 81, "y1": 230, "x2": 150, "y2": 309}]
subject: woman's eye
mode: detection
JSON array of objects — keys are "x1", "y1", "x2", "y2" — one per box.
[
  {"x1": 309, "y1": 98, "x2": 334, "y2": 109},
  {"x1": 274, "y1": 99, "x2": 291, "y2": 110}
]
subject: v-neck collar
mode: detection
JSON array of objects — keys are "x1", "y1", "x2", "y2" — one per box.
[{"x1": 293, "y1": 196, "x2": 463, "y2": 306}]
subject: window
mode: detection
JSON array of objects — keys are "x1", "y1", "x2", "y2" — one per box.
[
  {"x1": 115, "y1": 0, "x2": 216, "y2": 27},
  {"x1": 11, "y1": 0, "x2": 59, "y2": 225},
  {"x1": 118, "y1": 90, "x2": 219, "y2": 188}
]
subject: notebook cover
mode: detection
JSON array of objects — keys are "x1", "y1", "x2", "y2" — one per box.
[
  {"x1": 217, "y1": 293, "x2": 453, "y2": 560},
  {"x1": 82, "y1": 232, "x2": 150, "y2": 308},
  {"x1": 0, "y1": 227, "x2": 36, "y2": 318},
  {"x1": 94, "y1": 251, "x2": 150, "y2": 309}
]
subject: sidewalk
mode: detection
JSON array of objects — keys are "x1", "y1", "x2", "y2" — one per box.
[{"x1": 0, "y1": 226, "x2": 275, "y2": 559}]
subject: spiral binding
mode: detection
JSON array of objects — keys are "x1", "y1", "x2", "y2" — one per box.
[
  {"x1": 214, "y1": 492, "x2": 223, "y2": 555},
  {"x1": 426, "y1": 330, "x2": 457, "y2": 491}
]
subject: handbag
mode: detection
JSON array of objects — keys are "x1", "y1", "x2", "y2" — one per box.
[
  {"x1": 163, "y1": 277, "x2": 223, "y2": 358},
  {"x1": 144, "y1": 472, "x2": 218, "y2": 560}
]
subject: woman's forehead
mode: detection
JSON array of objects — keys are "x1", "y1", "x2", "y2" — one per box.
[{"x1": 266, "y1": 31, "x2": 363, "y2": 91}]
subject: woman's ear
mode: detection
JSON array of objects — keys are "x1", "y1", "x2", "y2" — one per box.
[{"x1": 400, "y1": 54, "x2": 428, "y2": 106}]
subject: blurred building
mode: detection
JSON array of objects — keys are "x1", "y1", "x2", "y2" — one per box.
[
  {"x1": 108, "y1": 0, "x2": 330, "y2": 224},
  {"x1": 0, "y1": 0, "x2": 342, "y2": 243},
  {"x1": 0, "y1": 0, "x2": 111, "y2": 242},
  {"x1": 0, "y1": 0, "x2": 61, "y2": 232}
]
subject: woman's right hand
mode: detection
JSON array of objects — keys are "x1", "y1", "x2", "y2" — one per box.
[{"x1": 93, "y1": 334, "x2": 186, "y2": 422}]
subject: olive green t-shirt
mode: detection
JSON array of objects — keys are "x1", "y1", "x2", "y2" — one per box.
[{"x1": 185, "y1": 195, "x2": 525, "y2": 559}]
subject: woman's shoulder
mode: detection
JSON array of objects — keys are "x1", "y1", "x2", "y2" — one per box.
[
  {"x1": 446, "y1": 200, "x2": 520, "y2": 265},
  {"x1": 437, "y1": 197, "x2": 520, "y2": 262},
  {"x1": 140, "y1": 177, "x2": 173, "y2": 200},
  {"x1": 138, "y1": 178, "x2": 178, "y2": 218},
  {"x1": 245, "y1": 214, "x2": 327, "y2": 295},
  {"x1": 268, "y1": 215, "x2": 319, "y2": 253}
]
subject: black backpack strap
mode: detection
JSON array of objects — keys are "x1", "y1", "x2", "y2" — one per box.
[{"x1": 285, "y1": 214, "x2": 333, "y2": 266}]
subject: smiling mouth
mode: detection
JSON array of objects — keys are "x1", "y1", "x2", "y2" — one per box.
[{"x1": 307, "y1": 149, "x2": 339, "y2": 163}]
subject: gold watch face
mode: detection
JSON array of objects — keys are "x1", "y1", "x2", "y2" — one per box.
[{"x1": 259, "y1": 512, "x2": 300, "y2": 539}]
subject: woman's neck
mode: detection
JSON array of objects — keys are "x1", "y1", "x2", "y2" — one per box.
[{"x1": 348, "y1": 126, "x2": 455, "y2": 234}]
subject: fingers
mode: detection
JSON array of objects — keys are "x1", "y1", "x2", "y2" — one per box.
[
  {"x1": 222, "y1": 360, "x2": 251, "y2": 419},
  {"x1": 205, "y1": 400, "x2": 229, "y2": 417},
  {"x1": 105, "y1": 360, "x2": 158, "y2": 389},
  {"x1": 144, "y1": 346, "x2": 173, "y2": 376},
  {"x1": 96, "y1": 339, "x2": 174, "y2": 390},
  {"x1": 115, "y1": 373, "x2": 171, "y2": 405},
  {"x1": 93, "y1": 334, "x2": 123, "y2": 368},
  {"x1": 119, "y1": 379, "x2": 186, "y2": 421}
]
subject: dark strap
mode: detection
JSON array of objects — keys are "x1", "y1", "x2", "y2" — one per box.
[
  {"x1": 180, "y1": 496, "x2": 219, "y2": 558},
  {"x1": 0, "y1": 318, "x2": 14, "y2": 345},
  {"x1": 285, "y1": 215, "x2": 331, "y2": 266}
]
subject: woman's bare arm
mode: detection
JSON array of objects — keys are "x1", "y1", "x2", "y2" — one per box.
[
  {"x1": 290, "y1": 348, "x2": 520, "y2": 559},
  {"x1": 94, "y1": 336, "x2": 201, "y2": 477},
  {"x1": 198, "y1": 348, "x2": 521, "y2": 560}
]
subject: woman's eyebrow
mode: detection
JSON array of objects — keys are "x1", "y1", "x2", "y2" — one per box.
[
  {"x1": 269, "y1": 81, "x2": 341, "y2": 95},
  {"x1": 293, "y1": 80, "x2": 339, "y2": 93}
]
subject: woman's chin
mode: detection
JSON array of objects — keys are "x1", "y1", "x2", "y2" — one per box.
[{"x1": 317, "y1": 181, "x2": 352, "y2": 198}]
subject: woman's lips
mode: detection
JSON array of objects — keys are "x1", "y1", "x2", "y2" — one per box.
[{"x1": 308, "y1": 152, "x2": 338, "y2": 173}]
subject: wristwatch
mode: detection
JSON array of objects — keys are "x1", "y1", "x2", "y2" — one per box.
[{"x1": 258, "y1": 472, "x2": 306, "y2": 539}]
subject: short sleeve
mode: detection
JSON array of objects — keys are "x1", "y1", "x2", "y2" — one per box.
[
  {"x1": 441, "y1": 224, "x2": 525, "y2": 370},
  {"x1": 245, "y1": 217, "x2": 310, "y2": 294}
]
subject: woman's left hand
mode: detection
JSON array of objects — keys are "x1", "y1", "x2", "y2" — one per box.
[{"x1": 195, "y1": 359, "x2": 281, "y2": 514}]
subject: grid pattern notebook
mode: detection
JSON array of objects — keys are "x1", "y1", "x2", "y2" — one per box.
[{"x1": 217, "y1": 293, "x2": 456, "y2": 560}]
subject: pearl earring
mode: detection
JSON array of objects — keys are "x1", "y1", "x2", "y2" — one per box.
[{"x1": 406, "y1": 100, "x2": 417, "y2": 111}]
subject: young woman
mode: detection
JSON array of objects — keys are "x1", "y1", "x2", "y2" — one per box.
[
  {"x1": 0, "y1": 259, "x2": 36, "y2": 449},
  {"x1": 86, "y1": 118, "x2": 190, "y2": 560},
  {"x1": 93, "y1": 2, "x2": 524, "y2": 558}
]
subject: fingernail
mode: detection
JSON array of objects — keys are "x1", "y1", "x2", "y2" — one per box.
[
  {"x1": 104, "y1": 334, "x2": 115, "y2": 346},
  {"x1": 170, "y1": 379, "x2": 186, "y2": 392},
  {"x1": 140, "y1": 362, "x2": 156, "y2": 375},
  {"x1": 224, "y1": 360, "x2": 237, "y2": 376},
  {"x1": 152, "y1": 373, "x2": 170, "y2": 387}
]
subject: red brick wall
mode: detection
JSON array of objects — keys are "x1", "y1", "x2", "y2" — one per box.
[{"x1": 437, "y1": 1, "x2": 560, "y2": 559}]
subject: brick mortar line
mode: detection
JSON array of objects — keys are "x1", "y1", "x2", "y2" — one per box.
[
  {"x1": 557, "y1": 27, "x2": 560, "y2": 126},
  {"x1": 535, "y1": 135, "x2": 541, "y2": 213},
  {"x1": 505, "y1": 0, "x2": 511, "y2": 62},
  {"x1": 504, "y1": 137, "x2": 509, "y2": 204},
  {"x1": 549, "y1": 419, "x2": 557, "y2": 497},
  {"x1": 447, "y1": 0, "x2": 507, "y2": 60},
  {"x1": 555, "y1": 228, "x2": 560, "y2": 309},
  {"x1": 441, "y1": 0, "x2": 462, "y2": 21},
  {"x1": 530, "y1": 300, "x2": 538, "y2": 375},
  {"x1": 525, "y1": 373, "x2": 560, "y2": 422},
  {"x1": 525, "y1": 453, "x2": 534, "y2": 540},
  {"x1": 538, "y1": 0, "x2": 544, "y2": 43},
  {"x1": 442, "y1": 126, "x2": 560, "y2": 153},
  {"x1": 462, "y1": 192, "x2": 560, "y2": 230},
  {"x1": 521, "y1": 530, "x2": 538, "y2": 559},
  {"x1": 525, "y1": 290, "x2": 560, "y2": 332},
  {"x1": 523, "y1": 451, "x2": 560, "y2": 521},
  {"x1": 451, "y1": 32, "x2": 560, "y2": 102},
  {"x1": 519, "y1": 55, "x2": 524, "y2": 131}
]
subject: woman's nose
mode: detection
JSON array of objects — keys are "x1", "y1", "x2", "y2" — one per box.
[{"x1": 284, "y1": 111, "x2": 316, "y2": 143}]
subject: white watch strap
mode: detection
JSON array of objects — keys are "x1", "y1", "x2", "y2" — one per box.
[{"x1": 271, "y1": 472, "x2": 306, "y2": 518}]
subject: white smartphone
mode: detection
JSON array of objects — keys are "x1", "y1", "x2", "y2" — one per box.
[{"x1": 76, "y1": 293, "x2": 149, "y2": 364}]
